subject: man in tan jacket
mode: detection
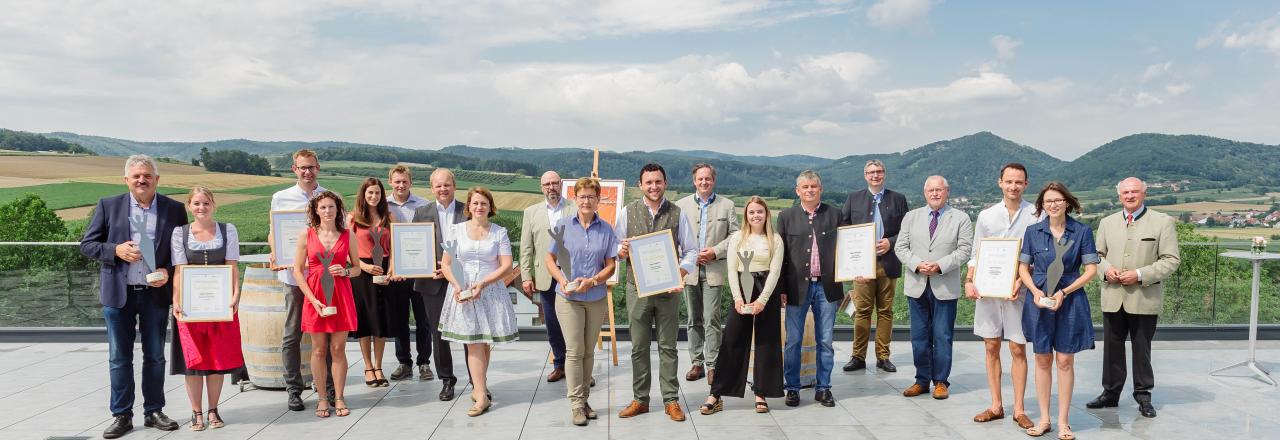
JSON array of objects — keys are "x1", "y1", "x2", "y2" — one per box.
[
  {"x1": 1087, "y1": 177, "x2": 1179, "y2": 418},
  {"x1": 674, "y1": 163, "x2": 738, "y2": 384},
  {"x1": 520, "y1": 171, "x2": 576, "y2": 382}
]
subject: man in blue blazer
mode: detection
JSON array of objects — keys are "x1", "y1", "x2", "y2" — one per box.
[{"x1": 80, "y1": 155, "x2": 188, "y2": 438}]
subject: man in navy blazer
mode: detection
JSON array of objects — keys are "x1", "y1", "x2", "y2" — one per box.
[
  {"x1": 840, "y1": 159, "x2": 909, "y2": 373},
  {"x1": 80, "y1": 155, "x2": 188, "y2": 438}
]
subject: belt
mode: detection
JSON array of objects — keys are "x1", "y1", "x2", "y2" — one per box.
[
  {"x1": 807, "y1": 277, "x2": 822, "y2": 283},
  {"x1": 127, "y1": 284, "x2": 152, "y2": 291}
]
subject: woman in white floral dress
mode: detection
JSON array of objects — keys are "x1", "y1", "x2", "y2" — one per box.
[{"x1": 437, "y1": 186, "x2": 518, "y2": 417}]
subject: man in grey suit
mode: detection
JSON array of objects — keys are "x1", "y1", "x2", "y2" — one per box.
[
  {"x1": 895, "y1": 175, "x2": 973, "y2": 400},
  {"x1": 520, "y1": 171, "x2": 576, "y2": 382},
  {"x1": 674, "y1": 163, "x2": 738, "y2": 384},
  {"x1": 409, "y1": 168, "x2": 468, "y2": 401}
]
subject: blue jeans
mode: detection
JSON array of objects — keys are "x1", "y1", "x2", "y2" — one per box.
[
  {"x1": 540, "y1": 284, "x2": 566, "y2": 369},
  {"x1": 103, "y1": 287, "x2": 170, "y2": 417},
  {"x1": 908, "y1": 284, "x2": 958, "y2": 387},
  {"x1": 783, "y1": 281, "x2": 837, "y2": 391}
]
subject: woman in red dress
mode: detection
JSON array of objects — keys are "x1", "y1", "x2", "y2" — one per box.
[
  {"x1": 291, "y1": 191, "x2": 360, "y2": 418},
  {"x1": 170, "y1": 187, "x2": 245, "y2": 431}
]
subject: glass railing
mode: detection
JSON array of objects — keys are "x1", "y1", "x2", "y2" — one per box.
[{"x1": 0, "y1": 242, "x2": 1275, "y2": 328}]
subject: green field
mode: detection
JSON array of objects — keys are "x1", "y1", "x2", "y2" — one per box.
[{"x1": 0, "y1": 182, "x2": 187, "y2": 210}]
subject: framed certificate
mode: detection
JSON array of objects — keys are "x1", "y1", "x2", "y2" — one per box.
[
  {"x1": 973, "y1": 237, "x2": 1022, "y2": 299},
  {"x1": 270, "y1": 210, "x2": 308, "y2": 268},
  {"x1": 834, "y1": 223, "x2": 877, "y2": 282},
  {"x1": 563, "y1": 178, "x2": 626, "y2": 284},
  {"x1": 628, "y1": 229, "x2": 682, "y2": 297},
  {"x1": 175, "y1": 265, "x2": 235, "y2": 322},
  {"x1": 390, "y1": 222, "x2": 437, "y2": 278}
]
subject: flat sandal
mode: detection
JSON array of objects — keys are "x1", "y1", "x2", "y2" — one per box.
[{"x1": 1026, "y1": 422, "x2": 1052, "y2": 437}]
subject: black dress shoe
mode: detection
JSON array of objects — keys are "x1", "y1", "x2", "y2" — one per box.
[
  {"x1": 1138, "y1": 401, "x2": 1157, "y2": 418},
  {"x1": 784, "y1": 390, "x2": 800, "y2": 407},
  {"x1": 876, "y1": 359, "x2": 897, "y2": 372},
  {"x1": 389, "y1": 363, "x2": 412, "y2": 381},
  {"x1": 287, "y1": 391, "x2": 304, "y2": 411},
  {"x1": 815, "y1": 389, "x2": 836, "y2": 407},
  {"x1": 842, "y1": 357, "x2": 866, "y2": 372},
  {"x1": 1085, "y1": 394, "x2": 1119, "y2": 409},
  {"x1": 102, "y1": 415, "x2": 132, "y2": 439},
  {"x1": 144, "y1": 411, "x2": 179, "y2": 431},
  {"x1": 439, "y1": 378, "x2": 457, "y2": 401}
]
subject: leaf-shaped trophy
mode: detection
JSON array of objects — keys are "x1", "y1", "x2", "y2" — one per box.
[
  {"x1": 549, "y1": 225, "x2": 579, "y2": 292},
  {"x1": 130, "y1": 214, "x2": 164, "y2": 283},
  {"x1": 441, "y1": 240, "x2": 471, "y2": 300},
  {"x1": 370, "y1": 225, "x2": 388, "y2": 284},
  {"x1": 737, "y1": 249, "x2": 755, "y2": 314},
  {"x1": 318, "y1": 249, "x2": 338, "y2": 316}
]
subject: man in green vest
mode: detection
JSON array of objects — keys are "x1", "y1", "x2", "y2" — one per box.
[{"x1": 615, "y1": 163, "x2": 699, "y2": 422}]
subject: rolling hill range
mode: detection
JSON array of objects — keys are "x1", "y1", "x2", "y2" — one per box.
[{"x1": 25, "y1": 129, "x2": 1280, "y2": 201}]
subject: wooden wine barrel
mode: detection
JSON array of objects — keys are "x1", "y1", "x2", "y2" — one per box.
[
  {"x1": 774, "y1": 309, "x2": 817, "y2": 388},
  {"x1": 239, "y1": 265, "x2": 312, "y2": 389}
]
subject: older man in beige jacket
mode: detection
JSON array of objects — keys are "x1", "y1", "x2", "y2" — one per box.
[{"x1": 1087, "y1": 177, "x2": 1179, "y2": 418}]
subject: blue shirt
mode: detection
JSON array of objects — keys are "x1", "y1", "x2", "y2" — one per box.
[
  {"x1": 126, "y1": 192, "x2": 158, "y2": 285},
  {"x1": 696, "y1": 193, "x2": 716, "y2": 249},
  {"x1": 1019, "y1": 216, "x2": 1101, "y2": 292},
  {"x1": 548, "y1": 214, "x2": 619, "y2": 302}
]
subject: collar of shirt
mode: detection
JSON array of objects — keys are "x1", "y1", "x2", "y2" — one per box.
[
  {"x1": 930, "y1": 205, "x2": 949, "y2": 217},
  {"x1": 1032, "y1": 215, "x2": 1082, "y2": 234},
  {"x1": 436, "y1": 199, "x2": 456, "y2": 212},
  {"x1": 571, "y1": 213, "x2": 603, "y2": 228},
  {"x1": 802, "y1": 203, "x2": 822, "y2": 218},
  {"x1": 1122, "y1": 205, "x2": 1147, "y2": 221},
  {"x1": 128, "y1": 192, "x2": 156, "y2": 211},
  {"x1": 870, "y1": 188, "x2": 884, "y2": 203},
  {"x1": 645, "y1": 199, "x2": 668, "y2": 217},
  {"x1": 696, "y1": 193, "x2": 716, "y2": 206},
  {"x1": 545, "y1": 197, "x2": 564, "y2": 212},
  {"x1": 389, "y1": 192, "x2": 425, "y2": 207}
]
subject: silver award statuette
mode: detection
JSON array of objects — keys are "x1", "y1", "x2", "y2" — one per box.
[
  {"x1": 318, "y1": 249, "x2": 338, "y2": 316},
  {"x1": 370, "y1": 226, "x2": 388, "y2": 284},
  {"x1": 550, "y1": 225, "x2": 579, "y2": 292},
  {"x1": 130, "y1": 214, "x2": 164, "y2": 283},
  {"x1": 737, "y1": 250, "x2": 755, "y2": 314},
  {"x1": 1038, "y1": 297, "x2": 1057, "y2": 308},
  {"x1": 442, "y1": 240, "x2": 471, "y2": 300}
]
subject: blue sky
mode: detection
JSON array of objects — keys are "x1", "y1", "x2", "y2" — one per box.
[{"x1": 2, "y1": 1, "x2": 1278, "y2": 160}]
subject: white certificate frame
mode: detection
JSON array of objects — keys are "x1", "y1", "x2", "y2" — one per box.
[
  {"x1": 270, "y1": 210, "x2": 308, "y2": 268},
  {"x1": 973, "y1": 237, "x2": 1022, "y2": 299},
  {"x1": 390, "y1": 222, "x2": 437, "y2": 278},
  {"x1": 562, "y1": 178, "x2": 626, "y2": 284},
  {"x1": 628, "y1": 229, "x2": 682, "y2": 298},
  {"x1": 834, "y1": 223, "x2": 878, "y2": 282},
  {"x1": 175, "y1": 265, "x2": 234, "y2": 322}
]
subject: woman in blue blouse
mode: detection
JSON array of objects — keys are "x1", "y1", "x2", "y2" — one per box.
[
  {"x1": 546, "y1": 177, "x2": 618, "y2": 427},
  {"x1": 1017, "y1": 182, "x2": 1098, "y2": 439}
]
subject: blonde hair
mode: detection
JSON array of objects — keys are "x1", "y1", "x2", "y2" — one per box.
[
  {"x1": 388, "y1": 164, "x2": 412, "y2": 181},
  {"x1": 186, "y1": 186, "x2": 215, "y2": 205},
  {"x1": 737, "y1": 196, "x2": 775, "y2": 258},
  {"x1": 574, "y1": 177, "x2": 600, "y2": 195},
  {"x1": 292, "y1": 149, "x2": 317, "y2": 162}
]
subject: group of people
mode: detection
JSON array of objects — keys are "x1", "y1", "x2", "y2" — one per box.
[{"x1": 80, "y1": 150, "x2": 1180, "y2": 440}]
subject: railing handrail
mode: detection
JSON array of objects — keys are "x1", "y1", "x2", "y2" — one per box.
[{"x1": 0, "y1": 241, "x2": 1260, "y2": 246}]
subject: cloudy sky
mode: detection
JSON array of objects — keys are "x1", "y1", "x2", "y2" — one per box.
[{"x1": 2, "y1": 0, "x2": 1279, "y2": 160}]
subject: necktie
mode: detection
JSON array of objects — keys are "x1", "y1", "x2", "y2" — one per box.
[
  {"x1": 929, "y1": 210, "x2": 939, "y2": 239},
  {"x1": 1126, "y1": 213, "x2": 1134, "y2": 226},
  {"x1": 873, "y1": 193, "x2": 884, "y2": 240}
]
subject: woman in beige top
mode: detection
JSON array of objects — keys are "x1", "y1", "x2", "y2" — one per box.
[{"x1": 700, "y1": 196, "x2": 785, "y2": 415}]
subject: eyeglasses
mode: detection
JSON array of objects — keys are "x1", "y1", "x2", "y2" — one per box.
[
  {"x1": 864, "y1": 170, "x2": 884, "y2": 175},
  {"x1": 1044, "y1": 198, "x2": 1067, "y2": 205},
  {"x1": 576, "y1": 195, "x2": 599, "y2": 201},
  {"x1": 295, "y1": 165, "x2": 318, "y2": 172},
  {"x1": 542, "y1": 181, "x2": 562, "y2": 187}
]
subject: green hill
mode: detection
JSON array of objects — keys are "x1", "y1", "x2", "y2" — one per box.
[{"x1": 1048, "y1": 133, "x2": 1280, "y2": 190}]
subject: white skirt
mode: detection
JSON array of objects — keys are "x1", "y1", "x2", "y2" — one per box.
[{"x1": 438, "y1": 283, "x2": 519, "y2": 344}]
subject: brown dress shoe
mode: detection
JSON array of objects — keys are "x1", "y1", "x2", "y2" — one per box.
[
  {"x1": 1013, "y1": 413, "x2": 1034, "y2": 429},
  {"x1": 973, "y1": 408, "x2": 1004, "y2": 422},
  {"x1": 664, "y1": 402, "x2": 686, "y2": 422},
  {"x1": 685, "y1": 365, "x2": 705, "y2": 381},
  {"x1": 618, "y1": 401, "x2": 649, "y2": 418},
  {"x1": 903, "y1": 383, "x2": 927, "y2": 397},
  {"x1": 546, "y1": 368, "x2": 565, "y2": 382},
  {"x1": 932, "y1": 383, "x2": 949, "y2": 400}
]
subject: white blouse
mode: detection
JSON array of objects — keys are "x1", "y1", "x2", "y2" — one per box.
[{"x1": 725, "y1": 231, "x2": 784, "y2": 304}]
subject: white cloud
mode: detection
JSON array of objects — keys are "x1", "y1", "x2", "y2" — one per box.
[
  {"x1": 874, "y1": 72, "x2": 1024, "y2": 128},
  {"x1": 866, "y1": 0, "x2": 933, "y2": 28},
  {"x1": 991, "y1": 35, "x2": 1022, "y2": 62},
  {"x1": 1141, "y1": 62, "x2": 1172, "y2": 82},
  {"x1": 1198, "y1": 13, "x2": 1280, "y2": 62}
]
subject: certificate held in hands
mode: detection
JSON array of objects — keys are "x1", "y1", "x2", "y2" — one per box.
[
  {"x1": 973, "y1": 237, "x2": 1021, "y2": 299},
  {"x1": 271, "y1": 210, "x2": 308, "y2": 268},
  {"x1": 628, "y1": 229, "x2": 682, "y2": 298},
  {"x1": 389, "y1": 222, "x2": 437, "y2": 279},
  {"x1": 175, "y1": 265, "x2": 234, "y2": 322},
  {"x1": 835, "y1": 223, "x2": 877, "y2": 282}
]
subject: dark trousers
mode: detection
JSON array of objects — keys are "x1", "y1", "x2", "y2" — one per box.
[
  {"x1": 710, "y1": 273, "x2": 783, "y2": 399},
  {"x1": 283, "y1": 285, "x2": 332, "y2": 395},
  {"x1": 103, "y1": 287, "x2": 169, "y2": 417},
  {"x1": 1102, "y1": 305, "x2": 1158, "y2": 400},
  {"x1": 908, "y1": 284, "x2": 957, "y2": 387},
  {"x1": 412, "y1": 280, "x2": 456, "y2": 380},
  {"x1": 540, "y1": 283, "x2": 566, "y2": 370},
  {"x1": 389, "y1": 280, "x2": 431, "y2": 366}
]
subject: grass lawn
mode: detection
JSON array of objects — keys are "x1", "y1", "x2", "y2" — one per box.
[{"x1": 0, "y1": 182, "x2": 188, "y2": 210}]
